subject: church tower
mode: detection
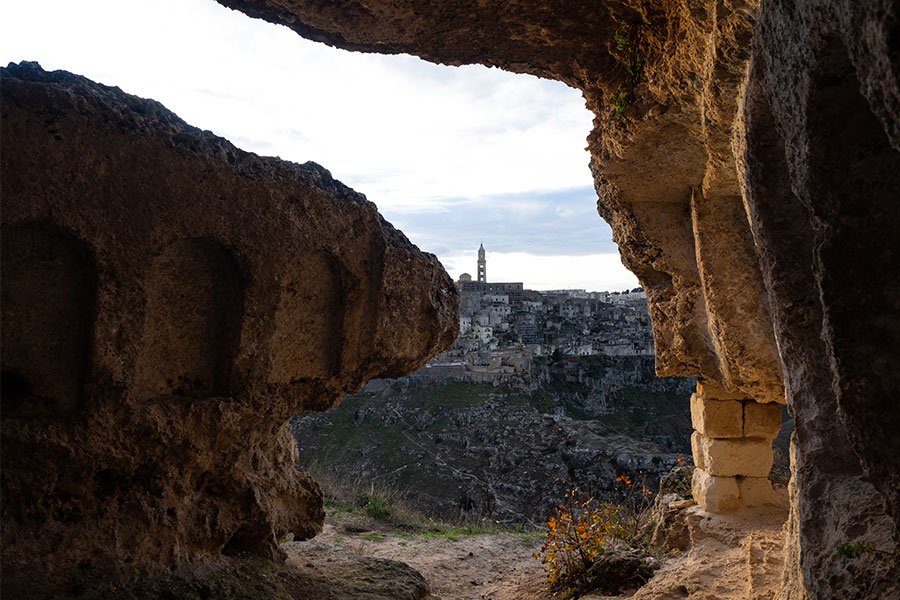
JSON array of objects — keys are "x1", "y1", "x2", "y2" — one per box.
[{"x1": 477, "y1": 243, "x2": 486, "y2": 282}]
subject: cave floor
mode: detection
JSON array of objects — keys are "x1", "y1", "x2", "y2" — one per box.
[
  {"x1": 303, "y1": 518, "x2": 551, "y2": 599},
  {"x1": 629, "y1": 505, "x2": 787, "y2": 600},
  {"x1": 284, "y1": 504, "x2": 787, "y2": 600}
]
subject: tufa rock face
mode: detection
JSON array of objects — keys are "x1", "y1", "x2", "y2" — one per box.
[
  {"x1": 212, "y1": 0, "x2": 900, "y2": 597},
  {"x1": 218, "y1": 0, "x2": 786, "y2": 400},
  {"x1": 742, "y1": 3, "x2": 900, "y2": 596},
  {"x1": 0, "y1": 61, "x2": 457, "y2": 595}
]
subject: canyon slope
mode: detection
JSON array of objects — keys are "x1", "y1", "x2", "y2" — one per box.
[{"x1": 293, "y1": 359, "x2": 697, "y2": 524}]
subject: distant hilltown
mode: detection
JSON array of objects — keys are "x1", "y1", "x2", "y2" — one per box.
[{"x1": 423, "y1": 244, "x2": 652, "y2": 383}]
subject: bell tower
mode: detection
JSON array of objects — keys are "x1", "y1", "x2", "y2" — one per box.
[{"x1": 477, "y1": 243, "x2": 486, "y2": 282}]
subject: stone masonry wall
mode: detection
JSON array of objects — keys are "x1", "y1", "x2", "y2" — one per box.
[{"x1": 690, "y1": 382, "x2": 782, "y2": 512}]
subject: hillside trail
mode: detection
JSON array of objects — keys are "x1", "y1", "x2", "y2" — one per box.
[
  {"x1": 298, "y1": 503, "x2": 787, "y2": 600},
  {"x1": 314, "y1": 520, "x2": 552, "y2": 599}
]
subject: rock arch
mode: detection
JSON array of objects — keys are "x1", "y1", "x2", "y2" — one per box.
[
  {"x1": 0, "y1": 222, "x2": 96, "y2": 416},
  {"x1": 201, "y1": 1, "x2": 900, "y2": 595},
  {"x1": 134, "y1": 238, "x2": 244, "y2": 399}
]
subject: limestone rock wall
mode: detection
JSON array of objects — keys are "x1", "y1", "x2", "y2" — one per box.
[
  {"x1": 207, "y1": 0, "x2": 900, "y2": 596},
  {"x1": 219, "y1": 0, "x2": 786, "y2": 400},
  {"x1": 741, "y1": 3, "x2": 900, "y2": 596},
  {"x1": 0, "y1": 61, "x2": 458, "y2": 596}
]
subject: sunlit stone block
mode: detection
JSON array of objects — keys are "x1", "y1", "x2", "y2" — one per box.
[
  {"x1": 737, "y1": 476, "x2": 782, "y2": 507},
  {"x1": 691, "y1": 431, "x2": 706, "y2": 471},
  {"x1": 691, "y1": 393, "x2": 743, "y2": 438},
  {"x1": 692, "y1": 468, "x2": 740, "y2": 513},
  {"x1": 696, "y1": 380, "x2": 749, "y2": 401},
  {"x1": 743, "y1": 401, "x2": 782, "y2": 439},
  {"x1": 695, "y1": 434, "x2": 773, "y2": 477}
]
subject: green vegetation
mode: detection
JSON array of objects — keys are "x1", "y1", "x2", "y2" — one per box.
[
  {"x1": 528, "y1": 388, "x2": 558, "y2": 414},
  {"x1": 836, "y1": 540, "x2": 900, "y2": 560},
  {"x1": 537, "y1": 356, "x2": 691, "y2": 433},
  {"x1": 295, "y1": 365, "x2": 691, "y2": 527},
  {"x1": 310, "y1": 461, "x2": 537, "y2": 539},
  {"x1": 302, "y1": 381, "x2": 541, "y2": 478},
  {"x1": 319, "y1": 486, "x2": 538, "y2": 543},
  {"x1": 836, "y1": 541, "x2": 869, "y2": 559},
  {"x1": 356, "y1": 493, "x2": 391, "y2": 520},
  {"x1": 608, "y1": 25, "x2": 647, "y2": 120},
  {"x1": 610, "y1": 91, "x2": 631, "y2": 119}
]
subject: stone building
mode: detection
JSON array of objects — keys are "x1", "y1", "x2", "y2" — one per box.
[{"x1": 458, "y1": 244, "x2": 524, "y2": 304}]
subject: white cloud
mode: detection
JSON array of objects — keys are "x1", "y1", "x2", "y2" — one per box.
[
  {"x1": 1, "y1": 0, "x2": 594, "y2": 204},
  {"x1": 0, "y1": 0, "x2": 640, "y2": 291}
]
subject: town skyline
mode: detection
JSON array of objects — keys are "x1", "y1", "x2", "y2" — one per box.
[{"x1": 449, "y1": 243, "x2": 639, "y2": 293}]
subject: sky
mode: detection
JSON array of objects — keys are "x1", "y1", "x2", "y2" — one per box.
[{"x1": 0, "y1": 0, "x2": 640, "y2": 291}]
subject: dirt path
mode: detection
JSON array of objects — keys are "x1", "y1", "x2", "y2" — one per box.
[
  {"x1": 296, "y1": 503, "x2": 788, "y2": 600},
  {"x1": 315, "y1": 519, "x2": 552, "y2": 600}
]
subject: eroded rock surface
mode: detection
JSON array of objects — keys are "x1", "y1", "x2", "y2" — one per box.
[
  {"x1": 212, "y1": 0, "x2": 900, "y2": 597},
  {"x1": 284, "y1": 541, "x2": 433, "y2": 600},
  {"x1": 0, "y1": 61, "x2": 457, "y2": 597}
]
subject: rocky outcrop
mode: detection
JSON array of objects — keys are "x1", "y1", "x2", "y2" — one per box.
[
  {"x1": 293, "y1": 377, "x2": 691, "y2": 523},
  {"x1": 0, "y1": 62, "x2": 457, "y2": 596},
  {"x1": 632, "y1": 505, "x2": 789, "y2": 600},
  {"x1": 211, "y1": 0, "x2": 900, "y2": 597}
]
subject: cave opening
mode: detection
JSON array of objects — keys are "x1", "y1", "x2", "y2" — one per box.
[{"x1": 0, "y1": 0, "x2": 638, "y2": 293}]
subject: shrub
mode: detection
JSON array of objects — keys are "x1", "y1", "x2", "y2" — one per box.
[
  {"x1": 614, "y1": 474, "x2": 656, "y2": 544},
  {"x1": 356, "y1": 493, "x2": 395, "y2": 521},
  {"x1": 534, "y1": 479, "x2": 657, "y2": 597},
  {"x1": 607, "y1": 25, "x2": 647, "y2": 121}
]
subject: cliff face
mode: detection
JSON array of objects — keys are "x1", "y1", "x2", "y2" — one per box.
[
  {"x1": 0, "y1": 62, "x2": 457, "y2": 596},
  {"x1": 208, "y1": 0, "x2": 900, "y2": 597},
  {"x1": 293, "y1": 362, "x2": 695, "y2": 524}
]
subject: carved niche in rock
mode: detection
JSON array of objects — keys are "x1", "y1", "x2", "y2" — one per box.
[{"x1": 0, "y1": 61, "x2": 457, "y2": 597}]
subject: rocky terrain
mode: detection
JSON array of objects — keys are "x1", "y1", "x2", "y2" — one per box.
[
  {"x1": 280, "y1": 489, "x2": 789, "y2": 600},
  {"x1": 292, "y1": 357, "x2": 696, "y2": 524}
]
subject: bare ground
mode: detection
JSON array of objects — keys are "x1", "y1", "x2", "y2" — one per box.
[
  {"x1": 285, "y1": 503, "x2": 788, "y2": 600},
  {"x1": 313, "y1": 519, "x2": 552, "y2": 600}
]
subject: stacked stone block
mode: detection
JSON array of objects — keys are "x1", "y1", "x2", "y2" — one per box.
[{"x1": 690, "y1": 382, "x2": 781, "y2": 512}]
